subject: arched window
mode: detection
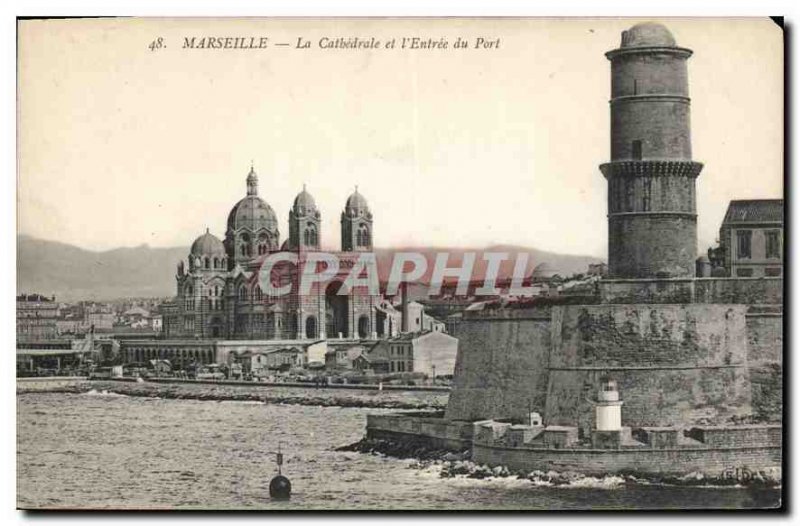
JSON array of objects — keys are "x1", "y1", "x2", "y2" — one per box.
[
  {"x1": 254, "y1": 286, "x2": 263, "y2": 302},
  {"x1": 304, "y1": 225, "x2": 317, "y2": 247},
  {"x1": 204, "y1": 257, "x2": 210, "y2": 269},
  {"x1": 239, "y1": 285, "x2": 248, "y2": 302},
  {"x1": 213, "y1": 257, "x2": 220, "y2": 269},
  {"x1": 358, "y1": 315, "x2": 369, "y2": 339},
  {"x1": 357, "y1": 225, "x2": 370, "y2": 247},
  {"x1": 305, "y1": 316, "x2": 318, "y2": 339}
]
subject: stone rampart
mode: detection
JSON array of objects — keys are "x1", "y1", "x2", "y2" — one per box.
[
  {"x1": 366, "y1": 413, "x2": 474, "y2": 450},
  {"x1": 445, "y1": 307, "x2": 552, "y2": 422},
  {"x1": 471, "y1": 420, "x2": 782, "y2": 477},
  {"x1": 545, "y1": 304, "x2": 752, "y2": 430}
]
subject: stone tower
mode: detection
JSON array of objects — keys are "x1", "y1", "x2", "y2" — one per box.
[
  {"x1": 288, "y1": 185, "x2": 321, "y2": 251},
  {"x1": 600, "y1": 22, "x2": 704, "y2": 278},
  {"x1": 341, "y1": 188, "x2": 373, "y2": 252}
]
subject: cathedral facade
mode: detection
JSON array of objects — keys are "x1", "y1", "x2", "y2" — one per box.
[{"x1": 163, "y1": 166, "x2": 382, "y2": 341}]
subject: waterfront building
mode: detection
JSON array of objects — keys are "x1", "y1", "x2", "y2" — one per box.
[
  {"x1": 17, "y1": 293, "x2": 60, "y2": 341},
  {"x1": 370, "y1": 330, "x2": 459, "y2": 377},
  {"x1": 713, "y1": 199, "x2": 784, "y2": 278}
]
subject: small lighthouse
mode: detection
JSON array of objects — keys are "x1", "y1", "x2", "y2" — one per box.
[{"x1": 595, "y1": 377, "x2": 623, "y2": 431}]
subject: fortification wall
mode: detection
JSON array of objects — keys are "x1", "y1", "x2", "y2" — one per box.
[
  {"x1": 544, "y1": 304, "x2": 752, "y2": 430},
  {"x1": 472, "y1": 421, "x2": 781, "y2": 477},
  {"x1": 599, "y1": 277, "x2": 783, "y2": 305},
  {"x1": 366, "y1": 413, "x2": 473, "y2": 450},
  {"x1": 746, "y1": 309, "x2": 783, "y2": 421},
  {"x1": 472, "y1": 442, "x2": 781, "y2": 477},
  {"x1": 445, "y1": 307, "x2": 552, "y2": 422}
]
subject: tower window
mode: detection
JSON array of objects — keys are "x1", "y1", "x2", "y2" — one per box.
[
  {"x1": 624, "y1": 179, "x2": 634, "y2": 212},
  {"x1": 631, "y1": 140, "x2": 642, "y2": 160},
  {"x1": 357, "y1": 225, "x2": 371, "y2": 247},
  {"x1": 642, "y1": 177, "x2": 651, "y2": 212}
]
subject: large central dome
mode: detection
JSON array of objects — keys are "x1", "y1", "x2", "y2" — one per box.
[
  {"x1": 227, "y1": 195, "x2": 278, "y2": 232},
  {"x1": 226, "y1": 166, "x2": 279, "y2": 233}
]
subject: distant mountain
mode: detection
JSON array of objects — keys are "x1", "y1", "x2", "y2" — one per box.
[
  {"x1": 17, "y1": 235, "x2": 185, "y2": 302},
  {"x1": 17, "y1": 235, "x2": 603, "y2": 302}
]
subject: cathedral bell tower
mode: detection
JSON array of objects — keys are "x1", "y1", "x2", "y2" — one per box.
[
  {"x1": 600, "y1": 23, "x2": 704, "y2": 278},
  {"x1": 341, "y1": 187, "x2": 373, "y2": 252},
  {"x1": 288, "y1": 185, "x2": 321, "y2": 251}
]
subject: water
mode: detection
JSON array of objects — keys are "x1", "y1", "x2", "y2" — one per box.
[{"x1": 17, "y1": 392, "x2": 781, "y2": 510}]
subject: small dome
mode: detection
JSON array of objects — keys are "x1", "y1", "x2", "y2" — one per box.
[
  {"x1": 620, "y1": 22, "x2": 676, "y2": 48},
  {"x1": 293, "y1": 186, "x2": 317, "y2": 214},
  {"x1": 345, "y1": 189, "x2": 370, "y2": 213},
  {"x1": 191, "y1": 230, "x2": 225, "y2": 256}
]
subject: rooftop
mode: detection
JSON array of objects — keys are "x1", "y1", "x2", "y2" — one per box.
[{"x1": 722, "y1": 199, "x2": 783, "y2": 224}]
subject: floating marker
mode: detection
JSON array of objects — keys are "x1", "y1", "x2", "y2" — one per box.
[{"x1": 268, "y1": 442, "x2": 291, "y2": 500}]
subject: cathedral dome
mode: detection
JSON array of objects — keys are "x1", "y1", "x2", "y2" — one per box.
[
  {"x1": 227, "y1": 196, "x2": 279, "y2": 231},
  {"x1": 191, "y1": 229, "x2": 225, "y2": 256},
  {"x1": 226, "y1": 166, "x2": 279, "y2": 232},
  {"x1": 620, "y1": 22, "x2": 676, "y2": 48},
  {"x1": 345, "y1": 188, "x2": 370, "y2": 214},
  {"x1": 292, "y1": 186, "x2": 317, "y2": 215}
]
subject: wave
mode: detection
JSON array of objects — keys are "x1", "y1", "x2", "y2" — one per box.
[
  {"x1": 435, "y1": 461, "x2": 779, "y2": 489},
  {"x1": 83, "y1": 389, "x2": 128, "y2": 397}
]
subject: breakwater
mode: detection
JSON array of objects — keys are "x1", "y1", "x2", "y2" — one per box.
[{"x1": 18, "y1": 379, "x2": 448, "y2": 410}]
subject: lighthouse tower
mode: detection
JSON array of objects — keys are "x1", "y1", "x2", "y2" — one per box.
[
  {"x1": 600, "y1": 22, "x2": 704, "y2": 278},
  {"x1": 595, "y1": 377, "x2": 623, "y2": 431}
]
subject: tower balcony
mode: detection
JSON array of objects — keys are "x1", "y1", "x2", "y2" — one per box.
[{"x1": 600, "y1": 160, "x2": 704, "y2": 180}]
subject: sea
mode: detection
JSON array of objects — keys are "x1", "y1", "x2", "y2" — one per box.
[{"x1": 16, "y1": 391, "x2": 781, "y2": 510}]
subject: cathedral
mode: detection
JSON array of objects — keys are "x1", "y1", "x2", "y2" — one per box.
[{"x1": 162, "y1": 166, "x2": 385, "y2": 341}]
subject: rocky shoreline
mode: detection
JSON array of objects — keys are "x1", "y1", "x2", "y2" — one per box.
[{"x1": 18, "y1": 379, "x2": 448, "y2": 411}]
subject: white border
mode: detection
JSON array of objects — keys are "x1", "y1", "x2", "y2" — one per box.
[{"x1": 4, "y1": 1, "x2": 796, "y2": 525}]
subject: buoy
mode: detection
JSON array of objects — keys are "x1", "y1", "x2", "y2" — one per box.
[
  {"x1": 269, "y1": 475, "x2": 291, "y2": 500},
  {"x1": 268, "y1": 443, "x2": 291, "y2": 500}
]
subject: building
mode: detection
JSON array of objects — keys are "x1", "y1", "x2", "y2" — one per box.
[
  {"x1": 371, "y1": 330, "x2": 459, "y2": 377},
  {"x1": 163, "y1": 167, "x2": 380, "y2": 341},
  {"x1": 325, "y1": 343, "x2": 373, "y2": 371},
  {"x1": 232, "y1": 348, "x2": 305, "y2": 377},
  {"x1": 394, "y1": 300, "x2": 446, "y2": 334},
  {"x1": 714, "y1": 199, "x2": 784, "y2": 278},
  {"x1": 16, "y1": 293, "x2": 60, "y2": 341}
]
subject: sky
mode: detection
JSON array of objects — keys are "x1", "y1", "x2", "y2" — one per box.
[{"x1": 17, "y1": 17, "x2": 783, "y2": 258}]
